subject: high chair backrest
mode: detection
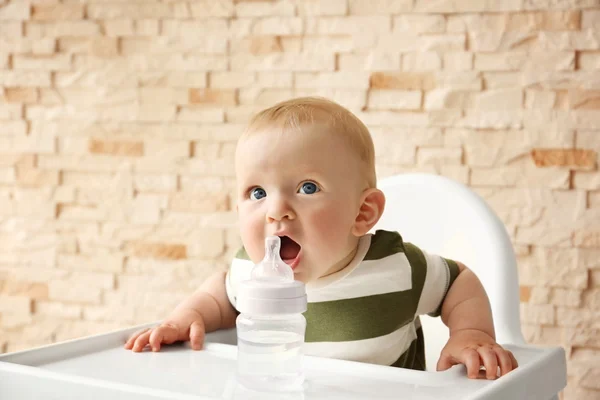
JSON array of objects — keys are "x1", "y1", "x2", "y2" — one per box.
[{"x1": 371, "y1": 173, "x2": 525, "y2": 371}]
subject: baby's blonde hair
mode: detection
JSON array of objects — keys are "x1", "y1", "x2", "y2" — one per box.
[{"x1": 239, "y1": 96, "x2": 377, "y2": 188}]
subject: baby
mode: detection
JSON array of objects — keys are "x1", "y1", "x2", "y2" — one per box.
[{"x1": 125, "y1": 97, "x2": 518, "y2": 380}]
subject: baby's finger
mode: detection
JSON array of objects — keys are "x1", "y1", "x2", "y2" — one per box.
[
  {"x1": 478, "y1": 347, "x2": 498, "y2": 380},
  {"x1": 149, "y1": 325, "x2": 180, "y2": 352},
  {"x1": 495, "y1": 347, "x2": 514, "y2": 376},
  {"x1": 508, "y1": 350, "x2": 519, "y2": 370},
  {"x1": 132, "y1": 330, "x2": 152, "y2": 352},
  {"x1": 460, "y1": 348, "x2": 481, "y2": 379},
  {"x1": 189, "y1": 320, "x2": 205, "y2": 350},
  {"x1": 124, "y1": 328, "x2": 150, "y2": 349}
]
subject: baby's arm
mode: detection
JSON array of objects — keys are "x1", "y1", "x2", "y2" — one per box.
[
  {"x1": 124, "y1": 271, "x2": 237, "y2": 352},
  {"x1": 437, "y1": 262, "x2": 518, "y2": 379}
]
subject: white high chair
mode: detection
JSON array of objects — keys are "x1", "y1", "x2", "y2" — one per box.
[
  {"x1": 372, "y1": 173, "x2": 564, "y2": 399},
  {"x1": 371, "y1": 172, "x2": 525, "y2": 370}
]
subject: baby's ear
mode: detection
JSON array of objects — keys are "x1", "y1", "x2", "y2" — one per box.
[{"x1": 352, "y1": 188, "x2": 386, "y2": 237}]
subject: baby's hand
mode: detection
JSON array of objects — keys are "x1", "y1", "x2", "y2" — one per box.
[
  {"x1": 436, "y1": 329, "x2": 518, "y2": 380},
  {"x1": 124, "y1": 309, "x2": 206, "y2": 352}
]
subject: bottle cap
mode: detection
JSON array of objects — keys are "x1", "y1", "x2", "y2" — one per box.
[{"x1": 236, "y1": 236, "x2": 307, "y2": 315}]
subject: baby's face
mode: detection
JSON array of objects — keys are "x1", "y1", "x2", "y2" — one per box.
[{"x1": 235, "y1": 125, "x2": 366, "y2": 283}]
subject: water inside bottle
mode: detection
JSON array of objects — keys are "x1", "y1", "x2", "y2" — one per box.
[{"x1": 237, "y1": 330, "x2": 305, "y2": 391}]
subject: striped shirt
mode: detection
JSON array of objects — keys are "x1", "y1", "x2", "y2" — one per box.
[{"x1": 225, "y1": 229, "x2": 460, "y2": 371}]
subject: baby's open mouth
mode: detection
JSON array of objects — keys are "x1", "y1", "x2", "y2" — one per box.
[{"x1": 278, "y1": 236, "x2": 301, "y2": 264}]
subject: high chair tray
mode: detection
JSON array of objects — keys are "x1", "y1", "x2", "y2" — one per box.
[{"x1": 0, "y1": 323, "x2": 566, "y2": 400}]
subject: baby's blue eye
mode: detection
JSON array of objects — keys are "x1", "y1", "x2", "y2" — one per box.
[
  {"x1": 250, "y1": 187, "x2": 266, "y2": 200},
  {"x1": 299, "y1": 182, "x2": 319, "y2": 195}
]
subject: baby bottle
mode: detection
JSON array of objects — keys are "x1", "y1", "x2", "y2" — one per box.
[{"x1": 235, "y1": 236, "x2": 307, "y2": 392}]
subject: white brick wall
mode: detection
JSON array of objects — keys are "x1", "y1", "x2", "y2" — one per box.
[{"x1": 0, "y1": 1, "x2": 599, "y2": 397}]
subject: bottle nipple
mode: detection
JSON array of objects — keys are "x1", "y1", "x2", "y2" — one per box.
[{"x1": 250, "y1": 236, "x2": 294, "y2": 283}]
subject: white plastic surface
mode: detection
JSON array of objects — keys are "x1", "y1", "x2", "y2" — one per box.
[
  {"x1": 0, "y1": 323, "x2": 566, "y2": 400},
  {"x1": 372, "y1": 173, "x2": 526, "y2": 371}
]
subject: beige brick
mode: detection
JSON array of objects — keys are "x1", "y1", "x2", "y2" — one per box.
[
  {"x1": 574, "y1": 172, "x2": 600, "y2": 190},
  {"x1": 138, "y1": 72, "x2": 207, "y2": 88},
  {"x1": 138, "y1": 88, "x2": 188, "y2": 105},
  {"x1": 367, "y1": 89, "x2": 422, "y2": 110},
  {"x1": 0, "y1": 121, "x2": 27, "y2": 135},
  {"x1": 130, "y1": 194, "x2": 167, "y2": 224},
  {"x1": 0, "y1": 295, "x2": 31, "y2": 314},
  {"x1": 121, "y1": 36, "x2": 227, "y2": 55},
  {"x1": 16, "y1": 166, "x2": 60, "y2": 187},
  {"x1": 471, "y1": 165, "x2": 570, "y2": 189},
  {"x1": 295, "y1": 72, "x2": 371, "y2": 89},
  {"x1": 378, "y1": 33, "x2": 465, "y2": 52},
  {"x1": 447, "y1": 14, "x2": 506, "y2": 33},
  {"x1": 0, "y1": 53, "x2": 7, "y2": 68},
  {"x1": 568, "y1": 90, "x2": 600, "y2": 109},
  {"x1": 424, "y1": 89, "x2": 469, "y2": 109},
  {"x1": 556, "y1": 307, "x2": 599, "y2": 328},
  {"x1": 302, "y1": 36, "x2": 355, "y2": 53},
  {"x1": 0, "y1": 21, "x2": 22, "y2": 37},
  {"x1": 125, "y1": 241, "x2": 187, "y2": 260},
  {"x1": 0, "y1": 71, "x2": 51, "y2": 87},
  {"x1": 231, "y1": 53, "x2": 334, "y2": 71},
  {"x1": 89, "y1": 139, "x2": 144, "y2": 157},
  {"x1": 417, "y1": 147, "x2": 462, "y2": 166},
  {"x1": 230, "y1": 36, "x2": 284, "y2": 55},
  {"x1": 0, "y1": 1, "x2": 30, "y2": 20},
  {"x1": 0, "y1": 167, "x2": 15, "y2": 184},
  {"x1": 236, "y1": 17, "x2": 302, "y2": 35},
  {"x1": 4, "y1": 87, "x2": 38, "y2": 104},
  {"x1": 210, "y1": 72, "x2": 256, "y2": 89},
  {"x1": 470, "y1": 88, "x2": 524, "y2": 109},
  {"x1": 393, "y1": 15, "x2": 445, "y2": 33},
  {"x1": 237, "y1": 1, "x2": 295, "y2": 16},
  {"x1": 163, "y1": 19, "x2": 226, "y2": 37},
  {"x1": 57, "y1": 253, "x2": 124, "y2": 273},
  {"x1": 475, "y1": 51, "x2": 575, "y2": 71},
  {"x1": 0, "y1": 103, "x2": 22, "y2": 119},
  {"x1": 189, "y1": 89, "x2": 237, "y2": 106},
  {"x1": 306, "y1": 16, "x2": 391, "y2": 35},
  {"x1": 507, "y1": 11, "x2": 581, "y2": 31},
  {"x1": 538, "y1": 31, "x2": 600, "y2": 51},
  {"x1": 145, "y1": 140, "x2": 191, "y2": 160},
  {"x1": 190, "y1": 0, "x2": 234, "y2": 17},
  {"x1": 438, "y1": 165, "x2": 469, "y2": 184},
  {"x1": 0, "y1": 37, "x2": 55, "y2": 54},
  {"x1": 340, "y1": 53, "x2": 401, "y2": 71},
  {"x1": 177, "y1": 106, "x2": 225, "y2": 123},
  {"x1": 102, "y1": 19, "x2": 134, "y2": 36},
  {"x1": 253, "y1": 73, "x2": 291, "y2": 89},
  {"x1": 57, "y1": 205, "x2": 106, "y2": 222},
  {"x1": 133, "y1": 174, "x2": 178, "y2": 192},
  {"x1": 531, "y1": 149, "x2": 596, "y2": 169},
  {"x1": 348, "y1": 0, "x2": 411, "y2": 14},
  {"x1": 134, "y1": 19, "x2": 159, "y2": 36},
  {"x1": 403, "y1": 52, "x2": 442, "y2": 71},
  {"x1": 524, "y1": 0, "x2": 600, "y2": 10},
  {"x1": 577, "y1": 130, "x2": 599, "y2": 149},
  {"x1": 35, "y1": 301, "x2": 82, "y2": 319},
  {"x1": 582, "y1": 10, "x2": 600, "y2": 30},
  {"x1": 169, "y1": 192, "x2": 229, "y2": 213},
  {"x1": 443, "y1": 52, "x2": 473, "y2": 70},
  {"x1": 469, "y1": 31, "x2": 538, "y2": 52},
  {"x1": 416, "y1": 0, "x2": 522, "y2": 12},
  {"x1": 550, "y1": 288, "x2": 583, "y2": 307},
  {"x1": 0, "y1": 133, "x2": 55, "y2": 154},
  {"x1": 32, "y1": 3, "x2": 84, "y2": 20},
  {"x1": 525, "y1": 90, "x2": 557, "y2": 109},
  {"x1": 26, "y1": 21, "x2": 100, "y2": 37},
  {"x1": 295, "y1": 89, "x2": 367, "y2": 111},
  {"x1": 87, "y1": 3, "x2": 171, "y2": 19},
  {"x1": 239, "y1": 88, "x2": 294, "y2": 105},
  {"x1": 519, "y1": 303, "x2": 555, "y2": 325}
]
